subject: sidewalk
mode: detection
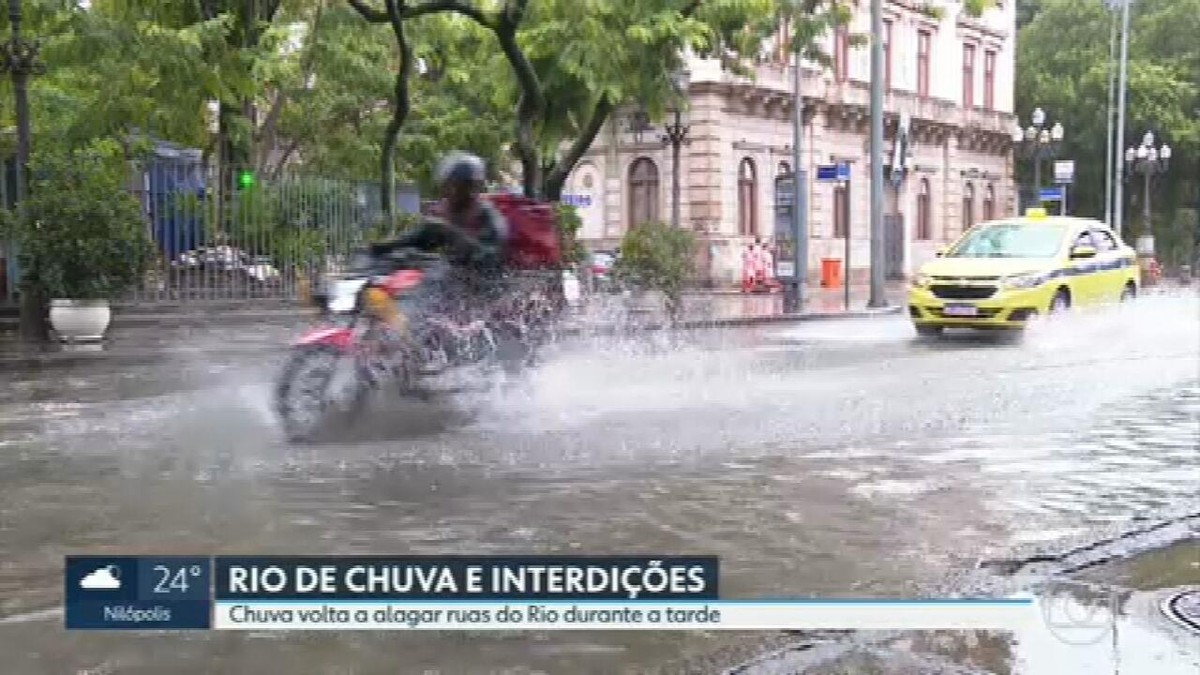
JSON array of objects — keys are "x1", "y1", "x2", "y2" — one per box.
[{"x1": 0, "y1": 283, "x2": 904, "y2": 369}]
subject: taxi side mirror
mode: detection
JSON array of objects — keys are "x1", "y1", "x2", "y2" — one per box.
[
  {"x1": 1070, "y1": 245, "x2": 1097, "y2": 259},
  {"x1": 935, "y1": 247, "x2": 948, "y2": 257}
]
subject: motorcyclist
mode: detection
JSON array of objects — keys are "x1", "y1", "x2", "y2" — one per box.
[
  {"x1": 366, "y1": 151, "x2": 535, "y2": 380},
  {"x1": 370, "y1": 152, "x2": 509, "y2": 279},
  {"x1": 369, "y1": 152, "x2": 510, "y2": 317}
]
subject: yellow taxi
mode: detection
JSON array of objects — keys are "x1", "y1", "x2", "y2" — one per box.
[{"x1": 908, "y1": 209, "x2": 1139, "y2": 336}]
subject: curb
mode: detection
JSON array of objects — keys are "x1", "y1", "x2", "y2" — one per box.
[
  {"x1": 0, "y1": 307, "x2": 904, "y2": 370},
  {"x1": 0, "y1": 308, "x2": 314, "y2": 330}
]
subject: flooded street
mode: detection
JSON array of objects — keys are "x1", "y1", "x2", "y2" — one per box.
[{"x1": 1, "y1": 293, "x2": 1198, "y2": 673}]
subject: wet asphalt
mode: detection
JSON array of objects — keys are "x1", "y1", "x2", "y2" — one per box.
[{"x1": 0, "y1": 291, "x2": 1197, "y2": 673}]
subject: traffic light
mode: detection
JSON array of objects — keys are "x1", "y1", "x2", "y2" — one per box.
[{"x1": 236, "y1": 168, "x2": 255, "y2": 190}]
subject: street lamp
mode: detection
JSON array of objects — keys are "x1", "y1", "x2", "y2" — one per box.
[
  {"x1": 1123, "y1": 130, "x2": 1170, "y2": 262},
  {"x1": 661, "y1": 68, "x2": 691, "y2": 229},
  {"x1": 1011, "y1": 106, "x2": 1064, "y2": 209}
]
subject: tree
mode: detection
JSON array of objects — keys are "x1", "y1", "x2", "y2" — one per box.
[
  {"x1": 1, "y1": 139, "x2": 152, "y2": 302},
  {"x1": 1017, "y1": 0, "x2": 1199, "y2": 260},
  {"x1": 346, "y1": 0, "x2": 791, "y2": 201}
]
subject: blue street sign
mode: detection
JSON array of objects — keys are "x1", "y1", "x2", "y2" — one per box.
[
  {"x1": 1038, "y1": 187, "x2": 1064, "y2": 202},
  {"x1": 816, "y1": 163, "x2": 850, "y2": 182},
  {"x1": 562, "y1": 194, "x2": 592, "y2": 207}
]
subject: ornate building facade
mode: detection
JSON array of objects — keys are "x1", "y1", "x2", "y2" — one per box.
[{"x1": 562, "y1": 0, "x2": 1018, "y2": 285}]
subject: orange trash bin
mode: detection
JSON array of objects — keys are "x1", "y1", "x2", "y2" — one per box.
[{"x1": 820, "y1": 258, "x2": 843, "y2": 288}]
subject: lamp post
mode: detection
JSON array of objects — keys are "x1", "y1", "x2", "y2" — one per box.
[
  {"x1": 1124, "y1": 131, "x2": 1171, "y2": 265},
  {"x1": 1011, "y1": 107, "x2": 1064, "y2": 210},
  {"x1": 660, "y1": 68, "x2": 691, "y2": 229}
]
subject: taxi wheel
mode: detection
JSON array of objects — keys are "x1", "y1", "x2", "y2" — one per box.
[{"x1": 1048, "y1": 289, "x2": 1071, "y2": 314}]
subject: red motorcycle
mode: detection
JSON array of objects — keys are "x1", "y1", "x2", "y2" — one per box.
[{"x1": 274, "y1": 247, "x2": 504, "y2": 442}]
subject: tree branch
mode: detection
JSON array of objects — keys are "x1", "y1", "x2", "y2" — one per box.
[
  {"x1": 379, "y1": 0, "x2": 414, "y2": 217},
  {"x1": 269, "y1": 138, "x2": 303, "y2": 180},
  {"x1": 544, "y1": 96, "x2": 614, "y2": 201},
  {"x1": 256, "y1": 3, "x2": 326, "y2": 171},
  {"x1": 400, "y1": 0, "x2": 493, "y2": 26},
  {"x1": 347, "y1": 0, "x2": 389, "y2": 23}
]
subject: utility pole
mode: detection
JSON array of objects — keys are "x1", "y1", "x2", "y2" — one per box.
[
  {"x1": 1113, "y1": 0, "x2": 1131, "y2": 238},
  {"x1": 867, "y1": 0, "x2": 886, "y2": 307},
  {"x1": 1104, "y1": 5, "x2": 1118, "y2": 227},
  {"x1": 791, "y1": 46, "x2": 808, "y2": 312}
]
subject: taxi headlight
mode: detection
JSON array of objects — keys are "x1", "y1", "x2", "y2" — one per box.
[
  {"x1": 912, "y1": 273, "x2": 933, "y2": 288},
  {"x1": 1001, "y1": 272, "x2": 1045, "y2": 289}
]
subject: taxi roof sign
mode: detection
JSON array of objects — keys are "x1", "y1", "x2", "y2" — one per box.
[{"x1": 1024, "y1": 207, "x2": 1048, "y2": 219}]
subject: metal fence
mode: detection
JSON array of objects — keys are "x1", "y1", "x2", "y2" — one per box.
[
  {"x1": 126, "y1": 158, "x2": 423, "y2": 305},
  {"x1": 2, "y1": 155, "x2": 422, "y2": 307}
]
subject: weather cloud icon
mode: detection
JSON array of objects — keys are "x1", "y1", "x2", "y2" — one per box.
[{"x1": 80, "y1": 565, "x2": 122, "y2": 590}]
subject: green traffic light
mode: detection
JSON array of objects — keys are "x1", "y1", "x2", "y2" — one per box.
[{"x1": 237, "y1": 170, "x2": 255, "y2": 189}]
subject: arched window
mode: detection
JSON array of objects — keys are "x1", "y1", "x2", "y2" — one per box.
[
  {"x1": 777, "y1": 161, "x2": 792, "y2": 176},
  {"x1": 983, "y1": 184, "x2": 995, "y2": 222},
  {"x1": 917, "y1": 178, "x2": 931, "y2": 240},
  {"x1": 738, "y1": 158, "x2": 758, "y2": 236},
  {"x1": 628, "y1": 158, "x2": 659, "y2": 227},
  {"x1": 962, "y1": 182, "x2": 975, "y2": 232}
]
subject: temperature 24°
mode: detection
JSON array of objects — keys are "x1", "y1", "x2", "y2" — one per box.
[{"x1": 154, "y1": 564, "x2": 204, "y2": 594}]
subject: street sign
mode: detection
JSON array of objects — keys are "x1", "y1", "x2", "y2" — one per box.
[
  {"x1": 1053, "y1": 160, "x2": 1075, "y2": 185},
  {"x1": 816, "y1": 163, "x2": 850, "y2": 182},
  {"x1": 562, "y1": 194, "x2": 592, "y2": 207},
  {"x1": 1039, "y1": 187, "x2": 1064, "y2": 202}
]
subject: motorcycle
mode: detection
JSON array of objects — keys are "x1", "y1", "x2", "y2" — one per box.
[{"x1": 274, "y1": 247, "x2": 524, "y2": 442}]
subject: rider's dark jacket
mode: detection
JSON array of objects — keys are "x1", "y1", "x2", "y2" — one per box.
[{"x1": 371, "y1": 201, "x2": 509, "y2": 280}]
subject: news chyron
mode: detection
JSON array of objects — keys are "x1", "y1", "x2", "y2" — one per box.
[{"x1": 64, "y1": 555, "x2": 1034, "y2": 631}]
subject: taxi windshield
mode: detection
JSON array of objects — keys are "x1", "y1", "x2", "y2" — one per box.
[{"x1": 945, "y1": 221, "x2": 1066, "y2": 258}]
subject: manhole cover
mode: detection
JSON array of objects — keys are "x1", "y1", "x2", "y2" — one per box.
[{"x1": 1163, "y1": 590, "x2": 1200, "y2": 634}]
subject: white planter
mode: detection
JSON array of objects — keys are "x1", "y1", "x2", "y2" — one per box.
[{"x1": 49, "y1": 299, "x2": 112, "y2": 342}]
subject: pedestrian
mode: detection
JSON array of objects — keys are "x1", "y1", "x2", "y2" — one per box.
[
  {"x1": 750, "y1": 237, "x2": 768, "y2": 291},
  {"x1": 741, "y1": 244, "x2": 757, "y2": 293}
]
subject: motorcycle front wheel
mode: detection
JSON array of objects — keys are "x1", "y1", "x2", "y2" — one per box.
[{"x1": 274, "y1": 345, "x2": 367, "y2": 443}]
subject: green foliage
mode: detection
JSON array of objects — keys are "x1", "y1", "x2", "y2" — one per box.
[
  {"x1": 2, "y1": 140, "x2": 153, "y2": 300},
  {"x1": 228, "y1": 172, "x2": 367, "y2": 265},
  {"x1": 364, "y1": 211, "x2": 422, "y2": 243},
  {"x1": 614, "y1": 220, "x2": 697, "y2": 319},
  {"x1": 1016, "y1": 0, "x2": 1199, "y2": 259},
  {"x1": 552, "y1": 203, "x2": 587, "y2": 265}
]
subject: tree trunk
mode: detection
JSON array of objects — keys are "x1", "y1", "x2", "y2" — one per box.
[
  {"x1": 379, "y1": 0, "x2": 414, "y2": 220},
  {"x1": 12, "y1": 19, "x2": 47, "y2": 342},
  {"x1": 542, "y1": 96, "x2": 614, "y2": 203}
]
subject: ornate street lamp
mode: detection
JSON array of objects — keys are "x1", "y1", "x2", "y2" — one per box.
[
  {"x1": 1124, "y1": 130, "x2": 1171, "y2": 261},
  {"x1": 1011, "y1": 106, "x2": 1064, "y2": 208},
  {"x1": 661, "y1": 68, "x2": 691, "y2": 229}
]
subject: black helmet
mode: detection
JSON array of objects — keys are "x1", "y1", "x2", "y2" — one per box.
[{"x1": 436, "y1": 151, "x2": 486, "y2": 187}]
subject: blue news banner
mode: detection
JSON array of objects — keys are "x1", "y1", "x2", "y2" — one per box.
[{"x1": 65, "y1": 556, "x2": 720, "y2": 631}]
